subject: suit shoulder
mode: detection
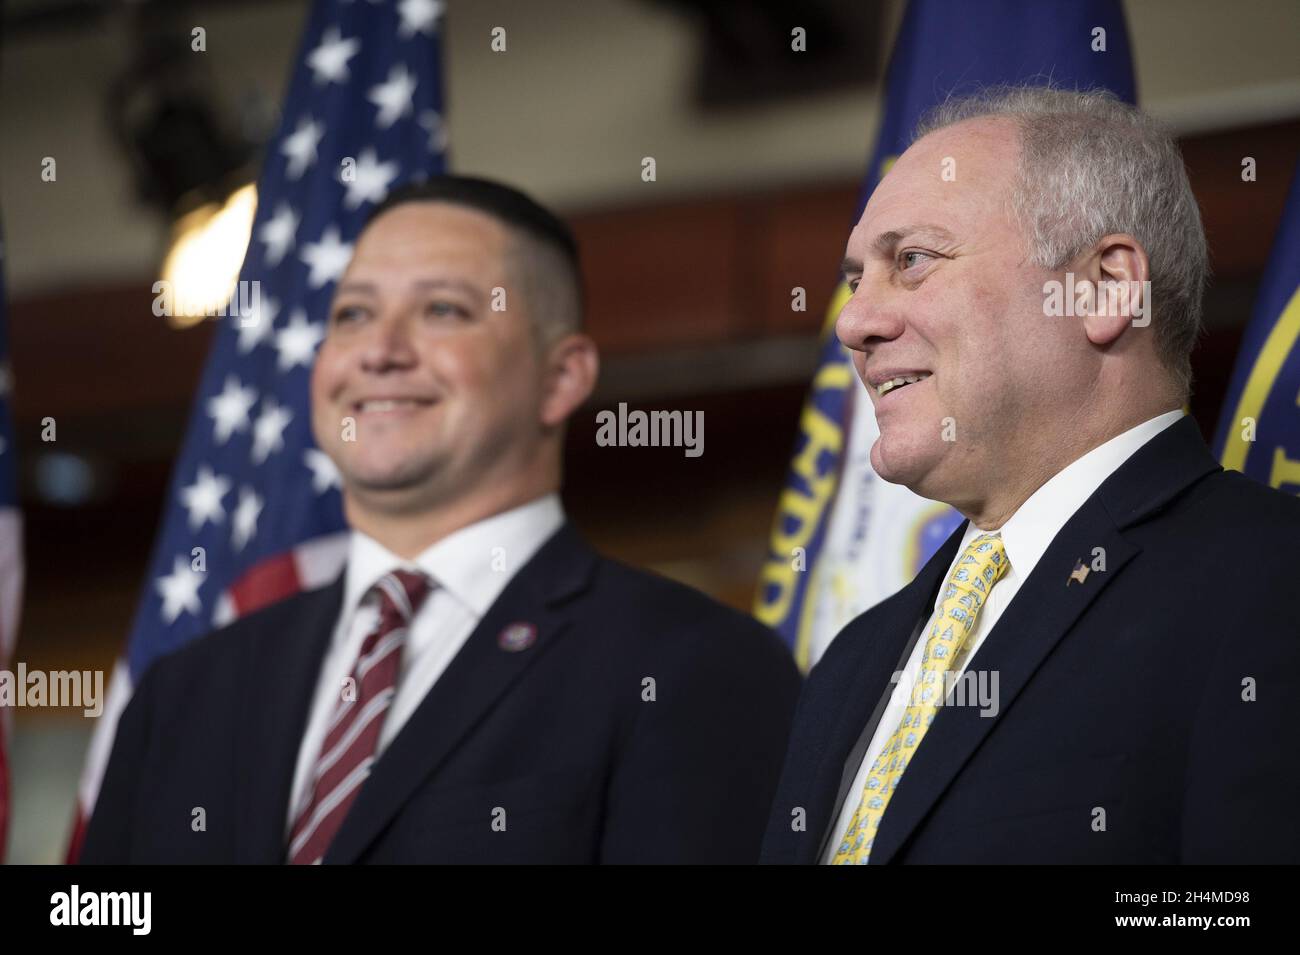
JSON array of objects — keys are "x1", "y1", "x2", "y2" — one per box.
[
  {"x1": 586, "y1": 557, "x2": 794, "y2": 664},
  {"x1": 1210, "y1": 468, "x2": 1300, "y2": 517},
  {"x1": 1178, "y1": 468, "x2": 1300, "y2": 543},
  {"x1": 591, "y1": 557, "x2": 742, "y2": 620},
  {"x1": 138, "y1": 583, "x2": 337, "y2": 689}
]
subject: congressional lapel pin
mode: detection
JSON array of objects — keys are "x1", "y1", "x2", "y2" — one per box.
[
  {"x1": 497, "y1": 622, "x2": 538, "y2": 652},
  {"x1": 1068, "y1": 559, "x2": 1090, "y2": 586}
]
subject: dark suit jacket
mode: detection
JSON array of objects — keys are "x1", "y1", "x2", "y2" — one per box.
[
  {"x1": 82, "y1": 522, "x2": 800, "y2": 864},
  {"x1": 762, "y1": 416, "x2": 1300, "y2": 864}
]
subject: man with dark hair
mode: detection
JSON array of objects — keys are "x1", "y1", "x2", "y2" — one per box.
[
  {"x1": 82, "y1": 175, "x2": 800, "y2": 864},
  {"x1": 371, "y1": 177, "x2": 585, "y2": 347}
]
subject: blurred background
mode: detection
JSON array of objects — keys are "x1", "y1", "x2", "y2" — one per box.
[{"x1": 2, "y1": 0, "x2": 1299, "y2": 862}]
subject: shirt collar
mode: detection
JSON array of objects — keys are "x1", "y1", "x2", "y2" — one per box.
[
  {"x1": 964, "y1": 409, "x2": 1185, "y2": 579},
  {"x1": 340, "y1": 493, "x2": 565, "y2": 641}
]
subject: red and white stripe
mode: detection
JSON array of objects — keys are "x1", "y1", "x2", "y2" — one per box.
[{"x1": 286, "y1": 569, "x2": 429, "y2": 865}]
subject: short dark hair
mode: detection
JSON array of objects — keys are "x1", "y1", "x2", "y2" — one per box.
[
  {"x1": 369, "y1": 174, "x2": 580, "y2": 266},
  {"x1": 366, "y1": 175, "x2": 583, "y2": 340}
]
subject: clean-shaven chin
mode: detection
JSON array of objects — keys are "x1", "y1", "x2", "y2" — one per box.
[
  {"x1": 868, "y1": 412, "x2": 935, "y2": 487},
  {"x1": 868, "y1": 435, "x2": 908, "y2": 485}
]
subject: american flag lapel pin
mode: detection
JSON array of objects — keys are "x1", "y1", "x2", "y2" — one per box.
[
  {"x1": 1068, "y1": 559, "x2": 1090, "y2": 586},
  {"x1": 497, "y1": 622, "x2": 538, "y2": 652}
]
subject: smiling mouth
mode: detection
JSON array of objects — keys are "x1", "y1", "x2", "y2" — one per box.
[
  {"x1": 876, "y1": 372, "x2": 932, "y2": 397},
  {"x1": 352, "y1": 398, "x2": 435, "y2": 413}
]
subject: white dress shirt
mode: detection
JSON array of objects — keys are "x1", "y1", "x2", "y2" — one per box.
[
  {"x1": 287, "y1": 493, "x2": 565, "y2": 830},
  {"x1": 821, "y1": 409, "x2": 1184, "y2": 862}
]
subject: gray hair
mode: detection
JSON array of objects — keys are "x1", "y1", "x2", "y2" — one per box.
[{"x1": 914, "y1": 86, "x2": 1208, "y2": 399}]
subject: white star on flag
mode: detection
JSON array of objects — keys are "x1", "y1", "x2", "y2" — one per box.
[
  {"x1": 274, "y1": 309, "x2": 326, "y2": 371},
  {"x1": 258, "y1": 204, "x2": 300, "y2": 267},
  {"x1": 342, "y1": 148, "x2": 400, "y2": 209},
  {"x1": 419, "y1": 110, "x2": 449, "y2": 153},
  {"x1": 398, "y1": 0, "x2": 444, "y2": 39},
  {"x1": 251, "y1": 398, "x2": 294, "y2": 465},
  {"x1": 231, "y1": 487, "x2": 265, "y2": 552},
  {"x1": 156, "y1": 556, "x2": 206, "y2": 624},
  {"x1": 304, "y1": 448, "x2": 342, "y2": 494},
  {"x1": 179, "y1": 464, "x2": 232, "y2": 531},
  {"x1": 206, "y1": 376, "x2": 258, "y2": 445},
  {"x1": 87, "y1": 0, "x2": 451, "y2": 845},
  {"x1": 281, "y1": 116, "x2": 325, "y2": 180},
  {"x1": 307, "y1": 26, "x2": 362, "y2": 85},
  {"x1": 300, "y1": 225, "x2": 353, "y2": 288},
  {"x1": 368, "y1": 63, "x2": 417, "y2": 129},
  {"x1": 236, "y1": 294, "x2": 280, "y2": 353}
]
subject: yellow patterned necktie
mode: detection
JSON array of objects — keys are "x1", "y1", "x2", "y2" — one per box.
[{"x1": 832, "y1": 532, "x2": 1010, "y2": 865}]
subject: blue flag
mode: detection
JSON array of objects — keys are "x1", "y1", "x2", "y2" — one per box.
[
  {"x1": 1214, "y1": 163, "x2": 1300, "y2": 489},
  {"x1": 75, "y1": 0, "x2": 447, "y2": 841},
  {"x1": 755, "y1": 0, "x2": 1136, "y2": 670}
]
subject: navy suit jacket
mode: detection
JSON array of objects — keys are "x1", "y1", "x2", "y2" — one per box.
[
  {"x1": 82, "y1": 522, "x2": 801, "y2": 864},
  {"x1": 762, "y1": 416, "x2": 1300, "y2": 864}
]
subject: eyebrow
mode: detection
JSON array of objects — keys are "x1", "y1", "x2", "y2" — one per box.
[
  {"x1": 841, "y1": 224, "x2": 958, "y2": 274},
  {"x1": 413, "y1": 278, "x2": 483, "y2": 298},
  {"x1": 333, "y1": 278, "x2": 484, "y2": 298}
]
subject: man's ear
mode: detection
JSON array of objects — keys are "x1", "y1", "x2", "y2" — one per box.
[
  {"x1": 539, "y1": 333, "x2": 599, "y2": 428},
  {"x1": 1080, "y1": 233, "x2": 1150, "y2": 347}
]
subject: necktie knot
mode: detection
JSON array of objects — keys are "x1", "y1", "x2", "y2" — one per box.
[
  {"x1": 947, "y1": 533, "x2": 1009, "y2": 605},
  {"x1": 370, "y1": 568, "x2": 434, "y2": 631}
]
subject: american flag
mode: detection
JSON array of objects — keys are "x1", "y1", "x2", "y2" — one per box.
[
  {"x1": 0, "y1": 228, "x2": 26, "y2": 863},
  {"x1": 70, "y1": 0, "x2": 448, "y2": 858}
]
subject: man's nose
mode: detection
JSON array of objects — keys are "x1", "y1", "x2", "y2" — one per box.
[
  {"x1": 835, "y1": 284, "x2": 906, "y2": 354},
  {"x1": 359, "y1": 311, "x2": 419, "y2": 371}
]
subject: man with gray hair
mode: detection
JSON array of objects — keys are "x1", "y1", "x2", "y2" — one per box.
[{"x1": 761, "y1": 85, "x2": 1300, "y2": 864}]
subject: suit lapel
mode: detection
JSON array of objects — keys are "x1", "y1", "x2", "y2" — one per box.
[
  {"x1": 804, "y1": 521, "x2": 967, "y2": 864},
  {"x1": 324, "y1": 522, "x2": 597, "y2": 864},
  {"x1": 234, "y1": 579, "x2": 343, "y2": 863},
  {"x1": 867, "y1": 415, "x2": 1220, "y2": 864},
  {"x1": 865, "y1": 498, "x2": 1137, "y2": 863}
]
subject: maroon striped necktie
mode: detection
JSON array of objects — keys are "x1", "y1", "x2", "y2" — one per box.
[{"x1": 287, "y1": 568, "x2": 434, "y2": 865}]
